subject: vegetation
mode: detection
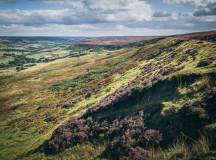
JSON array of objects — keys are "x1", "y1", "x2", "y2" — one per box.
[
  {"x1": 150, "y1": 135, "x2": 216, "y2": 160},
  {"x1": 0, "y1": 32, "x2": 216, "y2": 160}
]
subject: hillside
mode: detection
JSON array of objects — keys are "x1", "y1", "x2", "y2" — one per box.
[
  {"x1": 80, "y1": 36, "x2": 161, "y2": 45},
  {"x1": 0, "y1": 31, "x2": 216, "y2": 160}
]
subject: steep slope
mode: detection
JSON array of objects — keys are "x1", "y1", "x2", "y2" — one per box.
[{"x1": 28, "y1": 34, "x2": 216, "y2": 159}]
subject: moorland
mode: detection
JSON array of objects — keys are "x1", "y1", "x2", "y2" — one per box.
[{"x1": 0, "y1": 31, "x2": 216, "y2": 160}]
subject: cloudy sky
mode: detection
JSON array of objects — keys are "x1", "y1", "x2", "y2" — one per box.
[{"x1": 0, "y1": 0, "x2": 215, "y2": 36}]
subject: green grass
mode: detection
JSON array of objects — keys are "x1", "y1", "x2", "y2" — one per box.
[
  {"x1": 0, "y1": 56, "x2": 14, "y2": 64},
  {"x1": 0, "y1": 36, "x2": 215, "y2": 160},
  {"x1": 22, "y1": 143, "x2": 106, "y2": 160},
  {"x1": 0, "y1": 47, "x2": 138, "y2": 159},
  {"x1": 67, "y1": 65, "x2": 142, "y2": 116},
  {"x1": 49, "y1": 67, "x2": 112, "y2": 90}
]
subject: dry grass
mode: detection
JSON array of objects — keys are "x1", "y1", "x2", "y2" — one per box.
[{"x1": 150, "y1": 136, "x2": 210, "y2": 160}]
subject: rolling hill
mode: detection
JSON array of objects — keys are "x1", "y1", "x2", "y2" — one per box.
[
  {"x1": 0, "y1": 31, "x2": 216, "y2": 160},
  {"x1": 80, "y1": 36, "x2": 161, "y2": 45}
]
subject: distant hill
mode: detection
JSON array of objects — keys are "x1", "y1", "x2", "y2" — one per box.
[
  {"x1": 0, "y1": 36, "x2": 87, "y2": 44},
  {"x1": 79, "y1": 30, "x2": 216, "y2": 46},
  {"x1": 172, "y1": 30, "x2": 216, "y2": 41},
  {"x1": 80, "y1": 36, "x2": 161, "y2": 45}
]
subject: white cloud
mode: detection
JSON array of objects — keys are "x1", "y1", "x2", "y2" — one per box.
[
  {"x1": 0, "y1": 24, "x2": 98, "y2": 36},
  {"x1": 0, "y1": 0, "x2": 215, "y2": 36},
  {"x1": 164, "y1": 0, "x2": 216, "y2": 7},
  {"x1": 0, "y1": 0, "x2": 153, "y2": 26},
  {"x1": 115, "y1": 25, "x2": 127, "y2": 30},
  {"x1": 65, "y1": 0, "x2": 153, "y2": 22},
  {"x1": 0, "y1": 9, "x2": 72, "y2": 25},
  {"x1": 0, "y1": 0, "x2": 64, "y2": 3},
  {"x1": 64, "y1": 0, "x2": 86, "y2": 10},
  {"x1": 0, "y1": 23, "x2": 187, "y2": 36}
]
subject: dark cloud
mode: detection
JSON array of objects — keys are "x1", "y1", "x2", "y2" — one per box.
[
  {"x1": 194, "y1": 2, "x2": 216, "y2": 16},
  {"x1": 153, "y1": 11, "x2": 171, "y2": 17},
  {"x1": 164, "y1": 0, "x2": 216, "y2": 17},
  {"x1": 125, "y1": 13, "x2": 216, "y2": 31},
  {"x1": 163, "y1": 0, "x2": 216, "y2": 7}
]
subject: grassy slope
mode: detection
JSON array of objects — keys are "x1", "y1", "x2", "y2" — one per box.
[
  {"x1": 0, "y1": 47, "x2": 139, "y2": 159},
  {"x1": 37, "y1": 38, "x2": 216, "y2": 160},
  {"x1": 0, "y1": 35, "x2": 216, "y2": 160}
]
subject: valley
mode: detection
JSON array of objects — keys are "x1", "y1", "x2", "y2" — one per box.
[{"x1": 0, "y1": 31, "x2": 216, "y2": 160}]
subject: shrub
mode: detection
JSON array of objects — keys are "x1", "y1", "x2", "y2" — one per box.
[
  {"x1": 140, "y1": 129, "x2": 162, "y2": 148},
  {"x1": 128, "y1": 147, "x2": 150, "y2": 160},
  {"x1": 197, "y1": 57, "x2": 215, "y2": 67}
]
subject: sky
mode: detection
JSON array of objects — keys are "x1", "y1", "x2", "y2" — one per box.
[{"x1": 0, "y1": 0, "x2": 215, "y2": 36}]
